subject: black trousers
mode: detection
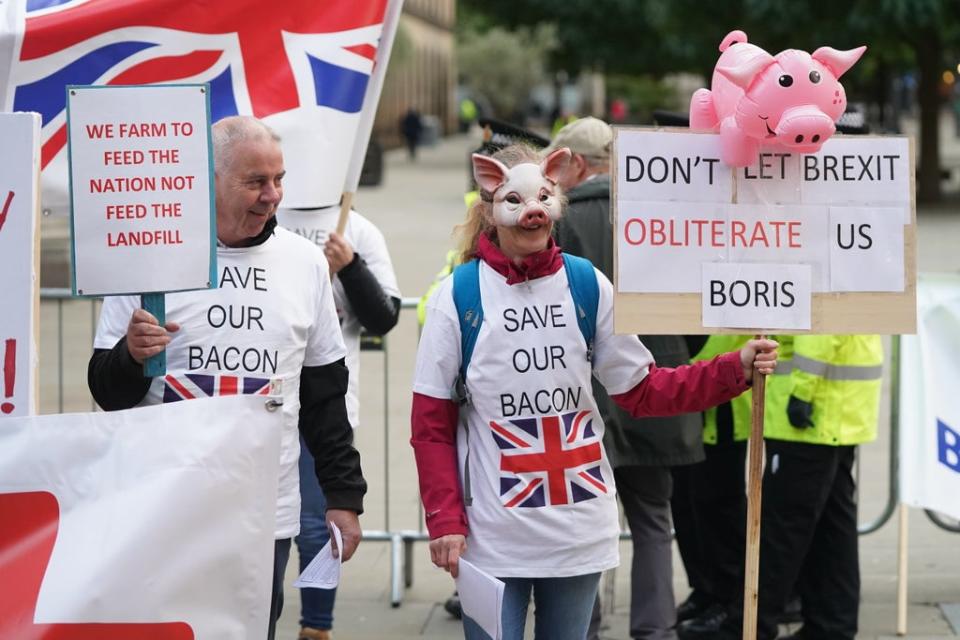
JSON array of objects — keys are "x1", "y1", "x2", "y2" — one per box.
[
  {"x1": 671, "y1": 441, "x2": 747, "y2": 606},
  {"x1": 754, "y1": 441, "x2": 860, "y2": 640}
]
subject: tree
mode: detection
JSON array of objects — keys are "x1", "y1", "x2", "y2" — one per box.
[
  {"x1": 462, "y1": 0, "x2": 960, "y2": 201},
  {"x1": 456, "y1": 23, "x2": 556, "y2": 120}
]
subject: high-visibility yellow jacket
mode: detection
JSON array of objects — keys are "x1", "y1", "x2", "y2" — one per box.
[
  {"x1": 692, "y1": 335, "x2": 753, "y2": 444},
  {"x1": 764, "y1": 334, "x2": 883, "y2": 445}
]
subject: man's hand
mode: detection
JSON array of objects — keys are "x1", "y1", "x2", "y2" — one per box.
[
  {"x1": 324, "y1": 232, "x2": 355, "y2": 275},
  {"x1": 126, "y1": 308, "x2": 180, "y2": 364},
  {"x1": 787, "y1": 395, "x2": 815, "y2": 428},
  {"x1": 739, "y1": 338, "x2": 779, "y2": 383},
  {"x1": 326, "y1": 509, "x2": 362, "y2": 561},
  {"x1": 430, "y1": 534, "x2": 467, "y2": 578}
]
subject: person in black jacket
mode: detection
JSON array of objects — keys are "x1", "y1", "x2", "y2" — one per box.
[
  {"x1": 87, "y1": 116, "x2": 366, "y2": 640},
  {"x1": 552, "y1": 117, "x2": 705, "y2": 640}
]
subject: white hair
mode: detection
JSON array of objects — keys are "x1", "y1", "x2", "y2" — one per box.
[{"x1": 211, "y1": 116, "x2": 281, "y2": 172}]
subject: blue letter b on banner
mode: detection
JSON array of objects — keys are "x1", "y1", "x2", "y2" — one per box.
[{"x1": 938, "y1": 419, "x2": 960, "y2": 473}]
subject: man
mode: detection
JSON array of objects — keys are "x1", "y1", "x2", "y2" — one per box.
[
  {"x1": 716, "y1": 334, "x2": 883, "y2": 640},
  {"x1": 87, "y1": 116, "x2": 366, "y2": 640},
  {"x1": 276, "y1": 203, "x2": 400, "y2": 640},
  {"x1": 552, "y1": 117, "x2": 705, "y2": 640}
]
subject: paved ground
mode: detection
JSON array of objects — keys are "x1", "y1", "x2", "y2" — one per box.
[{"x1": 36, "y1": 117, "x2": 960, "y2": 639}]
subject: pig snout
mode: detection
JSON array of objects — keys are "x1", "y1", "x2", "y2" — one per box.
[
  {"x1": 518, "y1": 205, "x2": 548, "y2": 227},
  {"x1": 775, "y1": 105, "x2": 836, "y2": 151}
]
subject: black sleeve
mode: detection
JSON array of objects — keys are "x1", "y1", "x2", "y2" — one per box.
[
  {"x1": 87, "y1": 338, "x2": 152, "y2": 411},
  {"x1": 336, "y1": 253, "x2": 400, "y2": 335},
  {"x1": 299, "y1": 359, "x2": 367, "y2": 513}
]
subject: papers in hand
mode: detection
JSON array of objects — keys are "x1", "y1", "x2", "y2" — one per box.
[
  {"x1": 455, "y1": 558, "x2": 504, "y2": 640},
  {"x1": 293, "y1": 521, "x2": 342, "y2": 589}
]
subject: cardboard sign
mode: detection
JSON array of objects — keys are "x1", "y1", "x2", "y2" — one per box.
[
  {"x1": 0, "y1": 112, "x2": 41, "y2": 417},
  {"x1": 613, "y1": 128, "x2": 916, "y2": 334},
  {"x1": 68, "y1": 84, "x2": 216, "y2": 296}
]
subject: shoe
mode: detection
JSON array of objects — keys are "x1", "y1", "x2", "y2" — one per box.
[
  {"x1": 297, "y1": 627, "x2": 332, "y2": 640},
  {"x1": 678, "y1": 604, "x2": 728, "y2": 639},
  {"x1": 676, "y1": 591, "x2": 712, "y2": 623},
  {"x1": 778, "y1": 596, "x2": 802, "y2": 625},
  {"x1": 444, "y1": 592, "x2": 463, "y2": 619}
]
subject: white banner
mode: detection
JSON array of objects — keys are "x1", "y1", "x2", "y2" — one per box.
[
  {"x1": 0, "y1": 395, "x2": 283, "y2": 638},
  {"x1": 0, "y1": 111, "x2": 40, "y2": 418},
  {"x1": 899, "y1": 272, "x2": 960, "y2": 520}
]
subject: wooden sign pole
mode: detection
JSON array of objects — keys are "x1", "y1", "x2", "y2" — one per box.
[
  {"x1": 336, "y1": 191, "x2": 355, "y2": 236},
  {"x1": 742, "y1": 334, "x2": 767, "y2": 640}
]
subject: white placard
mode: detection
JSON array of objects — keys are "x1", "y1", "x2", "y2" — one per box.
[
  {"x1": 701, "y1": 262, "x2": 812, "y2": 330},
  {"x1": 828, "y1": 206, "x2": 905, "y2": 292},
  {"x1": 617, "y1": 200, "x2": 727, "y2": 292},
  {"x1": 68, "y1": 84, "x2": 215, "y2": 296},
  {"x1": 735, "y1": 147, "x2": 802, "y2": 204},
  {"x1": 616, "y1": 130, "x2": 733, "y2": 203},
  {"x1": 0, "y1": 112, "x2": 40, "y2": 418}
]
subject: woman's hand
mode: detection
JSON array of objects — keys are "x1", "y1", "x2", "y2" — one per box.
[
  {"x1": 430, "y1": 534, "x2": 467, "y2": 578},
  {"x1": 739, "y1": 338, "x2": 779, "y2": 383}
]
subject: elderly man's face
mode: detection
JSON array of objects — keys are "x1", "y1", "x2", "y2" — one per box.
[{"x1": 215, "y1": 136, "x2": 285, "y2": 247}]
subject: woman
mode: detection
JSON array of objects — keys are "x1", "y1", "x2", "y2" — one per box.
[{"x1": 411, "y1": 144, "x2": 777, "y2": 640}]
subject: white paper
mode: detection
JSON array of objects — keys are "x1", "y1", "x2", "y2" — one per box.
[
  {"x1": 455, "y1": 558, "x2": 505, "y2": 640},
  {"x1": 293, "y1": 521, "x2": 342, "y2": 589},
  {"x1": 616, "y1": 200, "x2": 728, "y2": 293},
  {"x1": 616, "y1": 129, "x2": 733, "y2": 203},
  {"x1": 735, "y1": 147, "x2": 802, "y2": 205},
  {"x1": 800, "y1": 137, "x2": 910, "y2": 208},
  {"x1": 701, "y1": 262, "x2": 812, "y2": 330},
  {"x1": 828, "y1": 206, "x2": 905, "y2": 292}
]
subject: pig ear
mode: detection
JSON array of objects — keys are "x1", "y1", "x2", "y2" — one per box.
[
  {"x1": 716, "y1": 49, "x2": 776, "y2": 90},
  {"x1": 472, "y1": 153, "x2": 509, "y2": 194},
  {"x1": 540, "y1": 147, "x2": 572, "y2": 185},
  {"x1": 811, "y1": 45, "x2": 866, "y2": 79}
]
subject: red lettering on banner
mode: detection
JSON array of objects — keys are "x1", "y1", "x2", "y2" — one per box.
[
  {"x1": 2, "y1": 339, "x2": 15, "y2": 414},
  {"x1": 0, "y1": 190, "x2": 14, "y2": 234},
  {"x1": 0, "y1": 491, "x2": 194, "y2": 639}
]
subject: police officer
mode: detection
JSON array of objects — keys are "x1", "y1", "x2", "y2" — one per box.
[{"x1": 717, "y1": 334, "x2": 883, "y2": 640}]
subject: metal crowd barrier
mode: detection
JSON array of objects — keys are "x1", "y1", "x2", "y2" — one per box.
[{"x1": 37, "y1": 291, "x2": 957, "y2": 608}]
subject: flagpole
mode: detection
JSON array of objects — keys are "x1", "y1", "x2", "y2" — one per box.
[{"x1": 337, "y1": 0, "x2": 405, "y2": 234}]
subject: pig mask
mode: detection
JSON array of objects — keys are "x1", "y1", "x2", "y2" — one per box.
[{"x1": 472, "y1": 148, "x2": 571, "y2": 228}]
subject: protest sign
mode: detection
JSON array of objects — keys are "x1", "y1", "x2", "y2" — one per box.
[
  {"x1": 68, "y1": 84, "x2": 215, "y2": 297},
  {"x1": 613, "y1": 128, "x2": 916, "y2": 333},
  {"x1": 0, "y1": 395, "x2": 282, "y2": 638},
  {"x1": 0, "y1": 112, "x2": 41, "y2": 417}
]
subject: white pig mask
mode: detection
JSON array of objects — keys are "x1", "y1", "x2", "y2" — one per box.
[{"x1": 472, "y1": 148, "x2": 572, "y2": 228}]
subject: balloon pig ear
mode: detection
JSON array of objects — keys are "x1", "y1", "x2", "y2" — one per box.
[
  {"x1": 716, "y1": 48, "x2": 776, "y2": 90},
  {"x1": 811, "y1": 45, "x2": 866, "y2": 79},
  {"x1": 472, "y1": 153, "x2": 509, "y2": 194},
  {"x1": 541, "y1": 147, "x2": 571, "y2": 184}
]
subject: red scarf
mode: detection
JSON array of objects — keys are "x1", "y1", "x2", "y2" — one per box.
[{"x1": 475, "y1": 232, "x2": 563, "y2": 285}]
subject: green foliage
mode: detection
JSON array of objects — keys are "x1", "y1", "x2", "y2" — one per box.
[
  {"x1": 606, "y1": 75, "x2": 680, "y2": 124},
  {"x1": 456, "y1": 23, "x2": 557, "y2": 118}
]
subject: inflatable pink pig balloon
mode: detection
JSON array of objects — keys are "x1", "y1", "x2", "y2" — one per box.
[{"x1": 690, "y1": 30, "x2": 866, "y2": 167}]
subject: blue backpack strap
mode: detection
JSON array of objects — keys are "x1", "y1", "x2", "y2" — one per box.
[
  {"x1": 562, "y1": 253, "x2": 600, "y2": 361},
  {"x1": 452, "y1": 259, "x2": 482, "y2": 399}
]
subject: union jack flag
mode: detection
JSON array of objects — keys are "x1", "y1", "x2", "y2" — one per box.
[
  {"x1": 0, "y1": 0, "x2": 390, "y2": 208},
  {"x1": 491, "y1": 410, "x2": 608, "y2": 508},
  {"x1": 162, "y1": 372, "x2": 274, "y2": 403}
]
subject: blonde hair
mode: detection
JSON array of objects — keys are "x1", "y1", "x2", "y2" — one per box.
[{"x1": 454, "y1": 144, "x2": 562, "y2": 264}]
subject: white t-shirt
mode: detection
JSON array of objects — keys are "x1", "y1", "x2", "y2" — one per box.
[
  {"x1": 276, "y1": 206, "x2": 400, "y2": 428},
  {"x1": 413, "y1": 260, "x2": 654, "y2": 577},
  {"x1": 94, "y1": 227, "x2": 347, "y2": 539}
]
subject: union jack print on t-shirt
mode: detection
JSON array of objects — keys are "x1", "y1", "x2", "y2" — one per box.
[
  {"x1": 162, "y1": 373, "x2": 273, "y2": 403},
  {"x1": 491, "y1": 410, "x2": 608, "y2": 508}
]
